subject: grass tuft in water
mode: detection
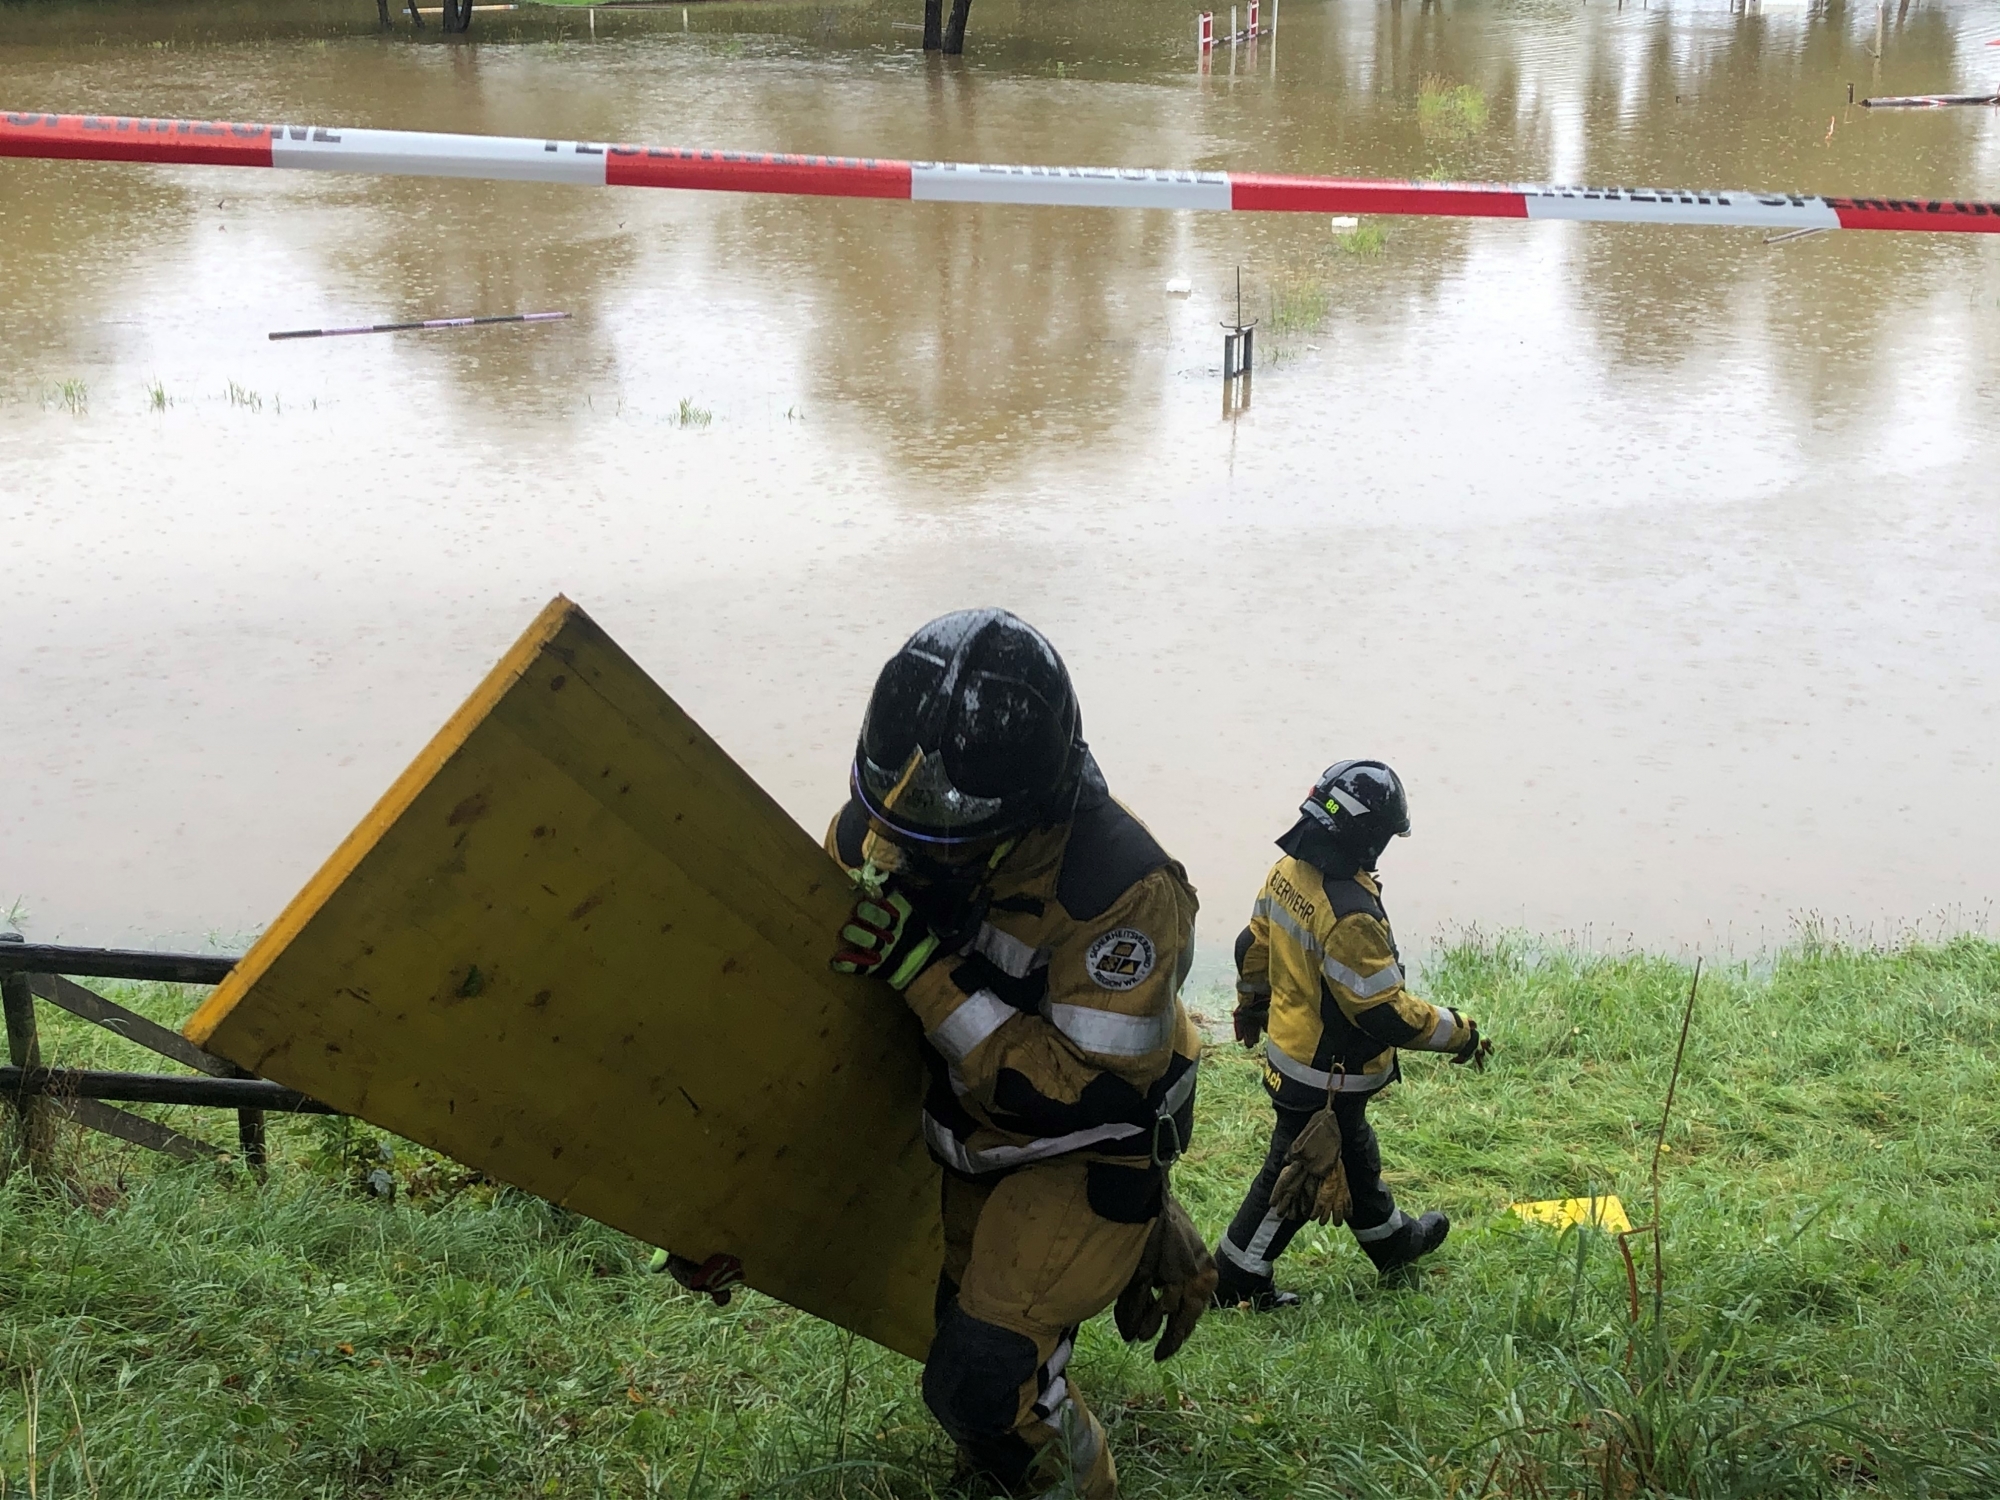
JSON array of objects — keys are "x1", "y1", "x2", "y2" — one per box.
[
  {"x1": 1419, "y1": 73, "x2": 1489, "y2": 139},
  {"x1": 226, "y1": 381, "x2": 262, "y2": 412},
  {"x1": 675, "y1": 397, "x2": 713, "y2": 429},
  {"x1": 1267, "y1": 279, "x2": 1332, "y2": 336},
  {"x1": 1335, "y1": 222, "x2": 1388, "y2": 256},
  {"x1": 0, "y1": 936, "x2": 1995, "y2": 1496},
  {"x1": 146, "y1": 379, "x2": 170, "y2": 412},
  {"x1": 41, "y1": 379, "x2": 88, "y2": 416}
]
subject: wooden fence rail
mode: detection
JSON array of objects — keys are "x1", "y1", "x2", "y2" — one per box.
[{"x1": 0, "y1": 934, "x2": 339, "y2": 1169}]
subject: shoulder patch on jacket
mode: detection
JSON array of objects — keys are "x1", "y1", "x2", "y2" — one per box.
[
  {"x1": 832, "y1": 796, "x2": 870, "y2": 870},
  {"x1": 1086, "y1": 929, "x2": 1157, "y2": 990},
  {"x1": 1055, "y1": 768, "x2": 1173, "y2": 921},
  {"x1": 1322, "y1": 877, "x2": 1386, "y2": 924}
]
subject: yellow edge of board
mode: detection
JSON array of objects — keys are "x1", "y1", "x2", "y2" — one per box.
[
  {"x1": 185, "y1": 595, "x2": 581, "y2": 1048},
  {"x1": 1510, "y1": 1195, "x2": 1634, "y2": 1234}
]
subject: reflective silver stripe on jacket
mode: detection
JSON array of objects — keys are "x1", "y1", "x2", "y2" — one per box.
[
  {"x1": 1326, "y1": 954, "x2": 1403, "y2": 1000},
  {"x1": 927, "y1": 988, "x2": 1018, "y2": 1064},
  {"x1": 973, "y1": 922, "x2": 1047, "y2": 979},
  {"x1": 1045, "y1": 1000, "x2": 1172, "y2": 1058},
  {"x1": 922, "y1": 1055, "x2": 1199, "y2": 1174},
  {"x1": 1263, "y1": 1037, "x2": 1392, "y2": 1094},
  {"x1": 1424, "y1": 1006, "x2": 1458, "y2": 1050},
  {"x1": 1256, "y1": 896, "x2": 1403, "y2": 1000},
  {"x1": 922, "y1": 1111, "x2": 1143, "y2": 1174}
]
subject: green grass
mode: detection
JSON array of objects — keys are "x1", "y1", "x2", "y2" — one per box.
[
  {"x1": 1418, "y1": 74, "x2": 1489, "y2": 141},
  {"x1": 40, "y1": 379, "x2": 88, "y2": 416},
  {"x1": 1334, "y1": 222, "x2": 1387, "y2": 257},
  {"x1": 2, "y1": 935, "x2": 1998, "y2": 1497},
  {"x1": 1266, "y1": 280, "x2": 1332, "y2": 337}
]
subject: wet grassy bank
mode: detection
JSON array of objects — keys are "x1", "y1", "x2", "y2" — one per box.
[{"x1": 1, "y1": 935, "x2": 1997, "y2": 1497}]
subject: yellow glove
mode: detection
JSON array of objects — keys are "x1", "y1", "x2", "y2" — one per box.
[
  {"x1": 1114, "y1": 1191, "x2": 1218, "y2": 1362},
  {"x1": 829, "y1": 888, "x2": 940, "y2": 991},
  {"x1": 1269, "y1": 1107, "x2": 1353, "y2": 1226}
]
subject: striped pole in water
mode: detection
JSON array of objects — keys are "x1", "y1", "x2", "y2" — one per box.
[{"x1": 3, "y1": 111, "x2": 1997, "y2": 234}]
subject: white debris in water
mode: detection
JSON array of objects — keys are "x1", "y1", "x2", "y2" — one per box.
[
  {"x1": 1165, "y1": 278, "x2": 1193, "y2": 296},
  {"x1": 1330, "y1": 216, "x2": 1360, "y2": 231}
]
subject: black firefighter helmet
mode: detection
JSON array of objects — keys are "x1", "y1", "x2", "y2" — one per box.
[
  {"x1": 1293, "y1": 759, "x2": 1411, "y2": 869},
  {"x1": 852, "y1": 609, "x2": 1086, "y2": 849}
]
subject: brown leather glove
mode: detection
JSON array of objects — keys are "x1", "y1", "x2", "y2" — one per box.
[
  {"x1": 1269, "y1": 1106, "x2": 1353, "y2": 1225},
  {"x1": 1115, "y1": 1190, "x2": 1218, "y2": 1362}
]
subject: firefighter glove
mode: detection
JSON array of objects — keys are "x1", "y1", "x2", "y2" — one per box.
[
  {"x1": 649, "y1": 1250, "x2": 745, "y2": 1307},
  {"x1": 831, "y1": 889, "x2": 940, "y2": 990},
  {"x1": 1450, "y1": 1018, "x2": 1492, "y2": 1071},
  {"x1": 1115, "y1": 1190, "x2": 1218, "y2": 1362},
  {"x1": 1232, "y1": 986, "x2": 1270, "y2": 1049},
  {"x1": 1269, "y1": 1106, "x2": 1354, "y2": 1226}
]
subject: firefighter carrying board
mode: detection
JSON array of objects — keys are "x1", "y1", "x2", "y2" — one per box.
[{"x1": 185, "y1": 597, "x2": 942, "y2": 1359}]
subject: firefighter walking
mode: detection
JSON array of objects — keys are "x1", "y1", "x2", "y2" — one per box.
[
  {"x1": 828, "y1": 609, "x2": 1216, "y2": 1497},
  {"x1": 1215, "y1": 760, "x2": 1491, "y2": 1309}
]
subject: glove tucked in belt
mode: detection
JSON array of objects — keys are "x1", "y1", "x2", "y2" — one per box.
[
  {"x1": 1115, "y1": 1191, "x2": 1218, "y2": 1362},
  {"x1": 1269, "y1": 1106, "x2": 1353, "y2": 1226}
]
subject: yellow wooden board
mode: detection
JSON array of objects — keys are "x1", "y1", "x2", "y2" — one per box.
[
  {"x1": 1510, "y1": 1195, "x2": 1634, "y2": 1234},
  {"x1": 186, "y1": 597, "x2": 942, "y2": 1359}
]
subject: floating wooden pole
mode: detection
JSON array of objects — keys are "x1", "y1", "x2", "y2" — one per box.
[
  {"x1": 269, "y1": 310, "x2": 570, "y2": 341},
  {"x1": 1861, "y1": 92, "x2": 2000, "y2": 108},
  {"x1": 3, "y1": 113, "x2": 1998, "y2": 234}
]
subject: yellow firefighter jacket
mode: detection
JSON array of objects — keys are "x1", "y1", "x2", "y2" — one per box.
[
  {"x1": 1237, "y1": 859, "x2": 1469, "y2": 1111},
  {"x1": 829, "y1": 764, "x2": 1201, "y2": 1177}
]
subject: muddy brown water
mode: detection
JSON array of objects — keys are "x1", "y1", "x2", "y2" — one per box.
[{"x1": 2, "y1": 0, "x2": 1997, "y2": 980}]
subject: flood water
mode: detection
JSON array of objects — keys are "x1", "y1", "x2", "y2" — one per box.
[{"x1": 3, "y1": 0, "x2": 1998, "y2": 974}]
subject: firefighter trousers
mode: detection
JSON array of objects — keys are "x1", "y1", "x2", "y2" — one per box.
[
  {"x1": 925, "y1": 1156, "x2": 1159, "y2": 1498},
  {"x1": 1215, "y1": 1096, "x2": 1405, "y2": 1289}
]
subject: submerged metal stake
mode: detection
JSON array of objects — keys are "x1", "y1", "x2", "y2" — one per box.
[
  {"x1": 1222, "y1": 266, "x2": 1256, "y2": 381},
  {"x1": 1221, "y1": 265, "x2": 1256, "y2": 413}
]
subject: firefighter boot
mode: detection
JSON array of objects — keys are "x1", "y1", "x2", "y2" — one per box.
[
  {"x1": 1360, "y1": 1210, "x2": 1449, "y2": 1277},
  {"x1": 1208, "y1": 1264, "x2": 1304, "y2": 1312},
  {"x1": 1209, "y1": 1257, "x2": 1301, "y2": 1311}
]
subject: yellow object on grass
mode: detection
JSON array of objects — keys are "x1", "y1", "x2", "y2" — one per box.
[
  {"x1": 186, "y1": 598, "x2": 942, "y2": 1358},
  {"x1": 1510, "y1": 1195, "x2": 1634, "y2": 1233}
]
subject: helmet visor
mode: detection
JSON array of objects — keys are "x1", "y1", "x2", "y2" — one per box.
[{"x1": 855, "y1": 746, "x2": 1010, "y2": 847}]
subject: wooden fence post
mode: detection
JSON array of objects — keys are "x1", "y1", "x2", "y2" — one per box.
[
  {"x1": 0, "y1": 957, "x2": 54, "y2": 1174},
  {"x1": 942, "y1": 0, "x2": 971, "y2": 55}
]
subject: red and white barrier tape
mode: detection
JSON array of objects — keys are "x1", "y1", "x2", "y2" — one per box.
[{"x1": 5, "y1": 111, "x2": 1999, "y2": 233}]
